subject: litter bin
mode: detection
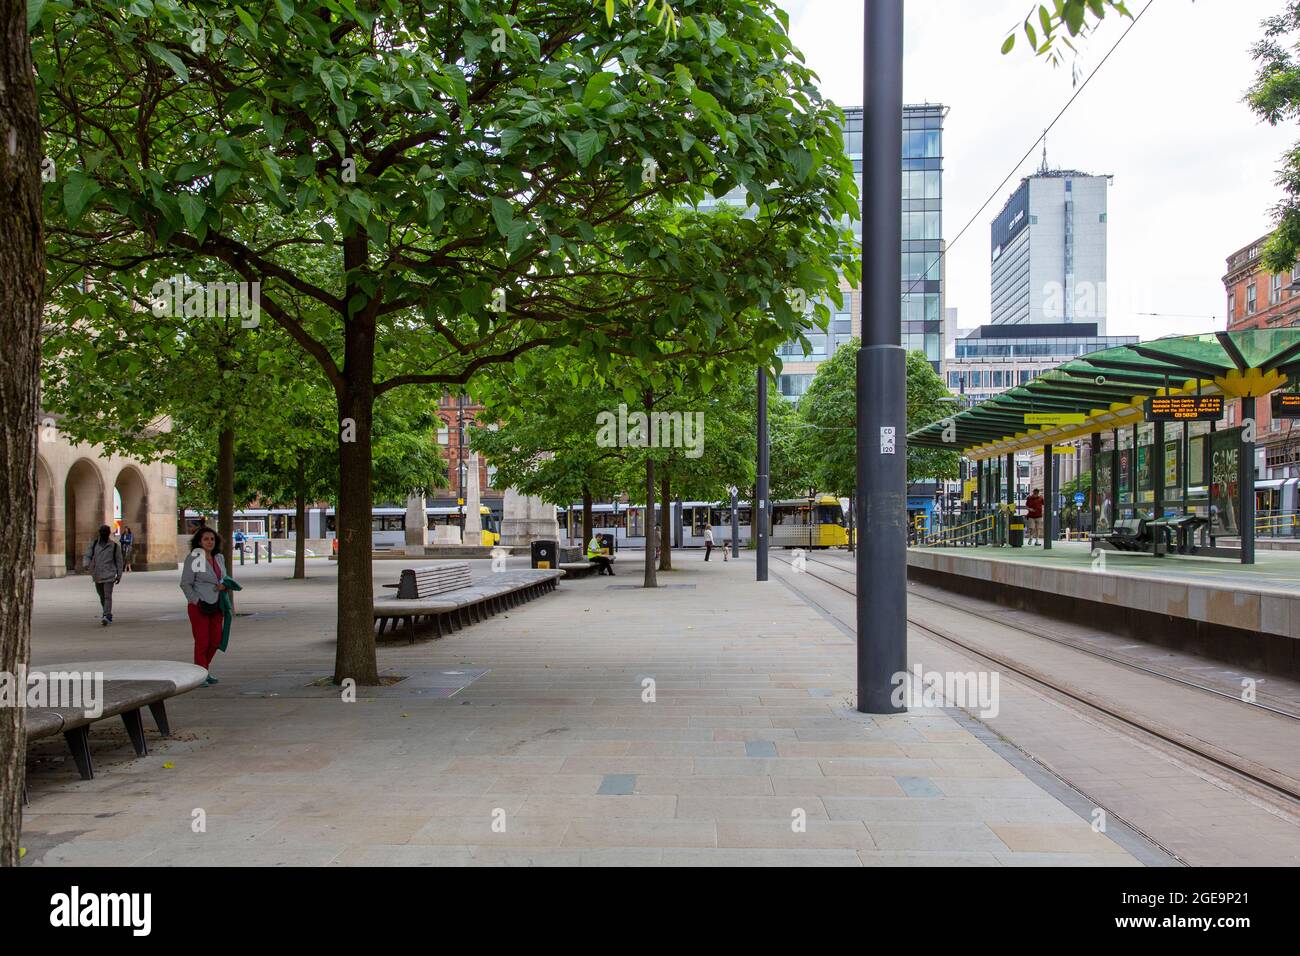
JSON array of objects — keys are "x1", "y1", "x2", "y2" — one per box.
[
  {"x1": 597, "y1": 533, "x2": 614, "y2": 555},
  {"x1": 531, "y1": 540, "x2": 557, "y2": 570},
  {"x1": 1008, "y1": 520, "x2": 1024, "y2": 548}
]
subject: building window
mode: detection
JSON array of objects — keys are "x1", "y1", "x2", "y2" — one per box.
[
  {"x1": 1228, "y1": 292, "x2": 1235, "y2": 319},
  {"x1": 1272, "y1": 273, "x2": 1282, "y2": 305},
  {"x1": 1247, "y1": 282, "x2": 1257, "y2": 315},
  {"x1": 437, "y1": 423, "x2": 450, "y2": 444}
]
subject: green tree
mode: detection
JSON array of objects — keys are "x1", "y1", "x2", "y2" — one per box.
[
  {"x1": 1247, "y1": 3, "x2": 1300, "y2": 272},
  {"x1": 797, "y1": 341, "x2": 959, "y2": 493},
  {"x1": 36, "y1": 0, "x2": 855, "y2": 683}
]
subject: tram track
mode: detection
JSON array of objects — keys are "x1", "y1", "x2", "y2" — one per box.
[{"x1": 770, "y1": 550, "x2": 1300, "y2": 809}]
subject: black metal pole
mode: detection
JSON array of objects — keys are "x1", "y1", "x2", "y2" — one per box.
[
  {"x1": 756, "y1": 367, "x2": 769, "y2": 581},
  {"x1": 731, "y1": 489, "x2": 739, "y2": 558},
  {"x1": 1043, "y1": 444, "x2": 1054, "y2": 551},
  {"x1": 857, "y1": 0, "x2": 907, "y2": 715},
  {"x1": 1241, "y1": 395, "x2": 1256, "y2": 564}
]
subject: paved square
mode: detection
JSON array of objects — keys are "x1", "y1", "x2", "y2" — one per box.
[{"x1": 21, "y1": 555, "x2": 1140, "y2": 866}]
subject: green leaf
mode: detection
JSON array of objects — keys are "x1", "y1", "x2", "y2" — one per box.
[
  {"x1": 490, "y1": 197, "x2": 515, "y2": 237},
  {"x1": 213, "y1": 168, "x2": 241, "y2": 198},
  {"x1": 62, "y1": 172, "x2": 101, "y2": 224},
  {"x1": 145, "y1": 42, "x2": 189, "y2": 83},
  {"x1": 178, "y1": 194, "x2": 206, "y2": 233},
  {"x1": 1001, "y1": 33, "x2": 1016, "y2": 55},
  {"x1": 27, "y1": 0, "x2": 47, "y2": 31},
  {"x1": 234, "y1": 5, "x2": 259, "y2": 40},
  {"x1": 583, "y1": 72, "x2": 616, "y2": 107},
  {"x1": 575, "y1": 129, "x2": 601, "y2": 167}
]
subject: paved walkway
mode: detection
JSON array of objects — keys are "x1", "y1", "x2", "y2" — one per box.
[{"x1": 21, "y1": 553, "x2": 1138, "y2": 866}]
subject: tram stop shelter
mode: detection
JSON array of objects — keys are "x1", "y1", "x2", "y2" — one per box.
[{"x1": 908, "y1": 330, "x2": 1300, "y2": 565}]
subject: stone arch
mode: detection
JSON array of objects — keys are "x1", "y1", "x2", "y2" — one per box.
[
  {"x1": 114, "y1": 464, "x2": 150, "y2": 567},
  {"x1": 34, "y1": 455, "x2": 62, "y2": 577},
  {"x1": 64, "y1": 458, "x2": 106, "y2": 571}
]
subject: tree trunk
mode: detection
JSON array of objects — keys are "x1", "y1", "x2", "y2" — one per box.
[
  {"x1": 334, "y1": 381, "x2": 379, "y2": 685},
  {"x1": 581, "y1": 484, "x2": 593, "y2": 551},
  {"x1": 658, "y1": 472, "x2": 672, "y2": 571},
  {"x1": 0, "y1": 0, "x2": 44, "y2": 867},
  {"x1": 294, "y1": 454, "x2": 307, "y2": 580},
  {"x1": 217, "y1": 428, "x2": 235, "y2": 573},
  {"x1": 642, "y1": 458, "x2": 656, "y2": 588}
]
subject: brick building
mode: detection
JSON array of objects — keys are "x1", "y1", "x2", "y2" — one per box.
[
  {"x1": 1222, "y1": 234, "x2": 1300, "y2": 478},
  {"x1": 432, "y1": 393, "x2": 502, "y2": 510}
]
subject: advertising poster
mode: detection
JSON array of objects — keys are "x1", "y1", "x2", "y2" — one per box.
[
  {"x1": 1188, "y1": 435, "x2": 1205, "y2": 487},
  {"x1": 1095, "y1": 453, "x2": 1114, "y2": 533},
  {"x1": 1118, "y1": 447, "x2": 1131, "y2": 501},
  {"x1": 1164, "y1": 441, "x2": 1179, "y2": 491},
  {"x1": 1137, "y1": 445, "x2": 1152, "y2": 491},
  {"x1": 1210, "y1": 429, "x2": 1240, "y2": 537}
]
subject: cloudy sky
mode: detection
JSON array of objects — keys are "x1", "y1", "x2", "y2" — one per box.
[{"x1": 779, "y1": 0, "x2": 1295, "y2": 343}]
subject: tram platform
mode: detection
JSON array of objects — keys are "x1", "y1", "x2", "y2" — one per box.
[{"x1": 909, "y1": 542, "x2": 1300, "y2": 676}]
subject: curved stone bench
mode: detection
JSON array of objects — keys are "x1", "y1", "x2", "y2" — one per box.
[
  {"x1": 25, "y1": 660, "x2": 207, "y2": 781},
  {"x1": 373, "y1": 569, "x2": 563, "y2": 643}
]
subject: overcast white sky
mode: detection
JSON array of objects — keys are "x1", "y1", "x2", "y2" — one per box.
[{"x1": 779, "y1": 0, "x2": 1295, "y2": 342}]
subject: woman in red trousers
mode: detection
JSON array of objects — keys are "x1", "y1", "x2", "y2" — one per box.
[{"x1": 180, "y1": 527, "x2": 227, "y2": 685}]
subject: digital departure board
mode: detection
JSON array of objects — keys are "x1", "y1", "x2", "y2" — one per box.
[
  {"x1": 1272, "y1": 392, "x2": 1300, "y2": 419},
  {"x1": 1144, "y1": 395, "x2": 1224, "y2": 422}
]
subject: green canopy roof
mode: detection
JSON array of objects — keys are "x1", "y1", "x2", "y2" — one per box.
[{"x1": 909, "y1": 330, "x2": 1300, "y2": 460}]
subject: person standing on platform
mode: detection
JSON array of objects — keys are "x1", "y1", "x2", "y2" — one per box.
[
  {"x1": 120, "y1": 525, "x2": 135, "y2": 572},
  {"x1": 703, "y1": 525, "x2": 714, "y2": 561},
  {"x1": 1025, "y1": 488, "x2": 1045, "y2": 547},
  {"x1": 84, "y1": 524, "x2": 124, "y2": 626}
]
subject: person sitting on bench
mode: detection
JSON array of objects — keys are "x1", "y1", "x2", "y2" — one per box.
[{"x1": 587, "y1": 533, "x2": 615, "y2": 576}]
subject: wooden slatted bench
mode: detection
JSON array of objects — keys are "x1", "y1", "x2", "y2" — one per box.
[
  {"x1": 24, "y1": 660, "x2": 207, "y2": 781},
  {"x1": 374, "y1": 568, "x2": 563, "y2": 643}
]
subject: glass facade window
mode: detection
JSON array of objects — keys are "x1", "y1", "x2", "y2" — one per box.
[{"x1": 778, "y1": 374, "x2": 813, "y2": 399}]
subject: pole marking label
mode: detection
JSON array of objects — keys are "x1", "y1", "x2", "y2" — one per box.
[{"x1": 880, "y1": 426, "x2": 896, "y2": 455}]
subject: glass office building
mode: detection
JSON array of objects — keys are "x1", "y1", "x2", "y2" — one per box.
[{"x1": 778, "y1": 103, "x2": 947, "y2": 399}]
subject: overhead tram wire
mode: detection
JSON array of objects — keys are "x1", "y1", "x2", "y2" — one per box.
[{"x1": 901, "y1": 0, "x2": 1157, "y2": 303}]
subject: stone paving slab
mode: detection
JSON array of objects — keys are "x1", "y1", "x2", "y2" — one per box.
[{"x1": 21, "y1": 555, "x2": 1140, "y2": 866}]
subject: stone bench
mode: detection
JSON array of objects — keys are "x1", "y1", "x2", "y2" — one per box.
[
  {"x1": 373, "y1": 569, "x2": 563, "y2": 643},
  {"x1": 24, "y1": 660, "x2": 207, "y2": 781},
  {"x1": 560, "y1": 562, "x2": 602, "y2": 579}
]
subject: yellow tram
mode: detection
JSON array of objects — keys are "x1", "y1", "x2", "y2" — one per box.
[{"x1": 771, "y1": 495, "x2": 849, "y2": 549}]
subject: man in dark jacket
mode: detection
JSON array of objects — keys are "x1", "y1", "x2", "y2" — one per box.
[{"x1": 84, "y1": 524, "x2": 124, "y2": 625}]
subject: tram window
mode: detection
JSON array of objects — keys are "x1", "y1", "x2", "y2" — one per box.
[
  {"x1": 817, "y1": 504, "x2": 843, "y2": 525},
  {"x1": 371, "y1": 515, "x2": 405, "y2": 532}
]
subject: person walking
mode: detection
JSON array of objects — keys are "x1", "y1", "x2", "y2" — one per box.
[
  {"x1": 120, "y1": 525, "x2": 135, "y2": 572},
  {"x1": 84, "y1": 524, "x2": 124, "y2": 626},
  {"x1": 1025, "y1": 488, "x2": 1045, "y2": 547},
  {"x1": 181, "y1": 527, "x2": 229, "y2": 684},
  {"x1": 703, "y1": 525, "x2": 714, "y2": 561},
  {"x1": 587, "y1": 532, "x2": 615, "y2": 576}
]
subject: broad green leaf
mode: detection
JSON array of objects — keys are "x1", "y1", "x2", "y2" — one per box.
[
  {"x1": 575, "y1": 129, "x2": 601, "y2": 167},
  {"x1": 145, "y1": 42, "x2": 189, "y2": 83},
  {"x1": 62, "y1": 172, "x2": 101, "y2": 224}
]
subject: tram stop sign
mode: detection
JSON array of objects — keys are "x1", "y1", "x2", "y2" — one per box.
[{"x1": 1074, "y1": 492, "x2": 1084, "y2": 506}]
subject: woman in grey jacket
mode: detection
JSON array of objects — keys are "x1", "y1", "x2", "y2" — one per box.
[{"x1": 181, "y1": 527, "x2": 227, "y2": 685}]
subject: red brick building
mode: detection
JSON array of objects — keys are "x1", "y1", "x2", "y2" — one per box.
[
  {"x1": 433, "y1": 392, "x2": 501, "y2": 509},
  {"x1": 1222, "y1": 233, "x2": 1300, "y2": 478}
]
